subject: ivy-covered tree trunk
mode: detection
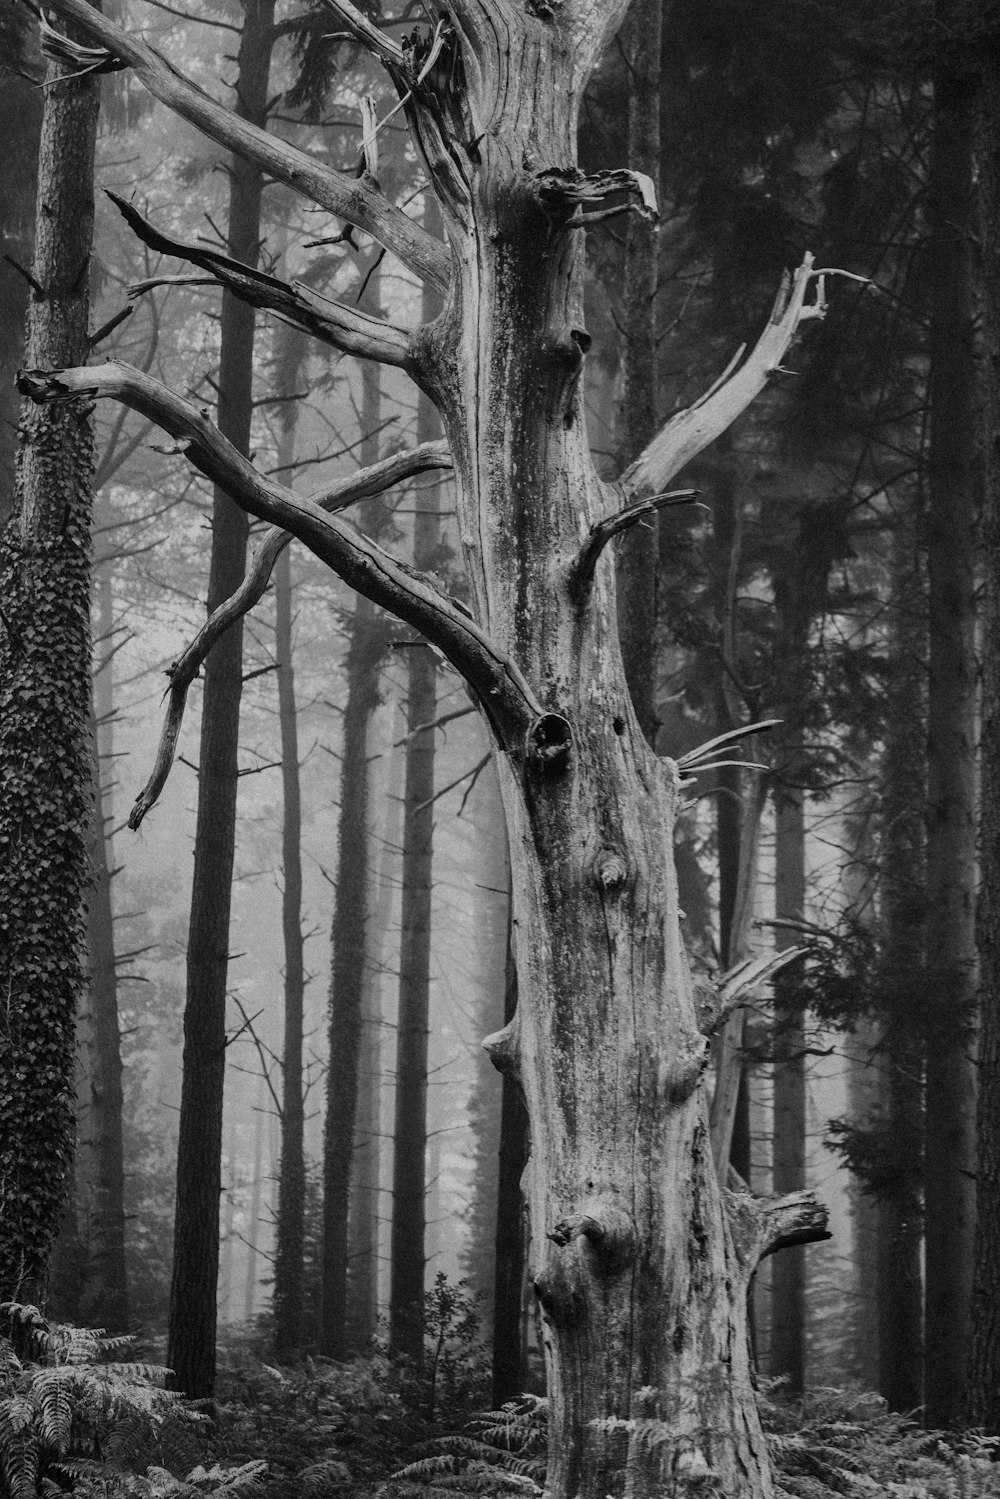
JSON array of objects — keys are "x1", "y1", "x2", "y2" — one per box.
[
  {"x1": 167, "y1": 0, "x2": 276, "y2": 1399},
  {"x1": 0, "y1": 30, "x2": 99, "y2": 1304}
]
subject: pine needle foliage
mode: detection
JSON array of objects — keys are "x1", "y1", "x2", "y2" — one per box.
[
  {"x1": 380, "y1": 1396, "x2": 547, "y2": 1499},
  {"x1": 0, "y1": 1305, "x2": 260, "y2": 1499}
]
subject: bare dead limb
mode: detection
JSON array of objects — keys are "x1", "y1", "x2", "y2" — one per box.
[
  {"x1": 130, "y1": 440, "x2": 452, "y2": 826},
  {"x1": 621, "y1": 258, "x2": 866, "y2": 499},
  {"x1": 727, "y1": 1189, "x2": 830, "y2": 1279},
  {"x1": 536, "y1": 166, "x2": 658, "y2": 227},
  {"x1": 570, "y1": 488, "x2": 699, "y2": 596},
  {"x1": 36, "y1": 0, "x2": 451, "y2": 291},
  {"x1": 697, "y1": 946, "x2": 806, "y2": 1038},
  {"x1": 110, "y1": 193, "x2": 413, "y2": 367},
  {"x1": 18, "y1": 362, "x2": 546, "y2": 757}
]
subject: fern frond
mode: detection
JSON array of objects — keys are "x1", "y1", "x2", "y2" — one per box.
[
  {"x1": 2, "y1": 1430, "x2": 39, "y2": 1499},
  {"x1": 30, "y1": 1366, "x2": 75, "y2": 1451}
]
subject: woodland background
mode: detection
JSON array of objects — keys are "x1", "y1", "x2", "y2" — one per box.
[{"x1": 0, "y1": 0, "x2": 997, "y2": 1492}]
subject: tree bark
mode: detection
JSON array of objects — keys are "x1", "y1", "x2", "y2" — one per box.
[
  {"x1": 492, "y1": 910, "x2": 530, "y2": 1406},
  {"x1": 167, "y1": 0, "x2": 274, "y2": 1399},
  {"x1": 923, "y1": 61, "x2": 978, "y2": 1428},
  {"x1": 770, "y1": 789, "x2": 806, "y2": 1395},
  {"x1": 968, "y1": 31, "x2": 1000, "y2": 1433},
  {"x1": 76, "y1": 693, "x2": 129, "y2": 1332},
  {"x1": 614, "y1": 0, "x2": 662, "y2": 746},
  {"x1": 23, "y1": 0, "x2": 832, "y2": 1485},
  {"x1": 0, "y1": 25, "x2": 98, "y2": 1305},
  {"x1": 875, "y1": 508, "x2": 926, "y2": 1413},
  {"x1": 0, "y1": 7, "x2": 42, "y2": 525},
  {"x1": 320, "y1": 585, "x2": 386, "y2": 1357},
  {"x1": 273, "y1": 538, "x2": 306, "y2": 1363},
  {"x1": 389, "y1": 384, "x2": 441, "y2": 1364},
  {"x1": 346, "y1": 350, "x2": 391, "y2": 1353}
]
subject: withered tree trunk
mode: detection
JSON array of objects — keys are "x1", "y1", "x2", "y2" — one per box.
[
  {"x1": 25, "y1": 0, "x2": 831, "y2": 1484},
  {"x1": 0, "y1": 29, "x2": 98, "y2": 1305},
  {"x1": 167, "y1": 0, "x2": 275, "y2": 1399},
  {"x1": 923, "y1": 62, "x2": 978, "y2": 1428}
]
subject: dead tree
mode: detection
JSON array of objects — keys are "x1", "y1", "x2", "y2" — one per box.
[{"x1": 20, "y1": 0, "x2": 836, "y2": 1489}]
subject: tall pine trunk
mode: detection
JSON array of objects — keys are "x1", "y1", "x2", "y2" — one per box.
[
  {"x1": 875, "y1": 509, "x2": 926, "y2": 1412},
  {"x1": 389, "y1": 386, "x2": 441, "y2": 1363},
  {"x1": 614, "y1": 0, "x2": 661, "y2": 745},
  {"x1": 0, "y1": 24, "x2": 98, "y2": 1305},
  {"x1": 346, "y1": 353, "x2": 390, "y2": 1352},
  {"x1": 320, "y1": 584, "x2": 385, "y2": 1357},
  {"x1": 76, "y1": 690, "x2": 129, "y2": 1332},
  {"x1": 923, "y1": 63, "x2": 978, "y2": 1427},
  {"x1": 273, "y1": 538, "x2": 306, "y2": 1362},
  {"x1": 167, "y1": 0, "x2": 275, "y2": 1398},
  {"x1": 968, "y1": 32, "x2": 1000, "y2": 1432}
]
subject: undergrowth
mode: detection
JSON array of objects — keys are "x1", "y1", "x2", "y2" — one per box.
[
  {"x1": 0, "y1": 1304, "x2": 262, "y2": 1499},
  {"x1": 380, "y1": 1385, "x2": 1000, "y2": 1499}
]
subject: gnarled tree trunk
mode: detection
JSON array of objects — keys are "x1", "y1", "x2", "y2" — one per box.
[{"x1": 21, "y1": 0, "x2": 831, "y2": 1487}]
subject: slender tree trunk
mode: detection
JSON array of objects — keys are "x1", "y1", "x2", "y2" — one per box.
[
  {"x1": 869, "y1": 507, "x2": 927, "y2": 1412},
  {"x1": 770, "y1": 788, "x2": 806, "y2": 1394},
  {"x1": 271, "y1": 306, "x2": 308, "y2": 1363},
  {"x1": 614, "y1": 0, "x2": 661, "y2": 745},
  {"x1": 389, "y1": 389, "x2": 441, "y2": 1364},
  {"x1": 923, "y1": 63, "x2": 978, "y2": 1428},
  {"x1": 840, "y1": 795, "x2": 880, "y2": 1391},
  {"x1": 320, "y1": 584, "x2": 385, "y2": 1356},
  {"x1": 243, "y1": 1099, "x2": 265, "y2": 1324},
  {"x1": 492, "y1": 912, "x2": 530, "y2": 1406},
  {"x1": 0, "y1": 7, "x2": 42, "y2": 526},
  {"x1": 76, "y1": 693, "x2": 129, "y2": 1331},
  {"x1": 0, "y1": 27, "x2": 98, "y2": 1304},
  {"x1": 462, "y1": 756, "x2": 509, "y2": 1315},
  {"x1": 968, "y1": 35, "x2": 1000, "y2": 1432},
  {"x1": 320, "y1": 284, "x2": 394, "y2": 1356},
  {"x1": 167, "y1": 0, "x2": 275, "y2": 1398},
  {"x1": 346, "y1": 351, "x2": 390, "y2": 1353},
  {"x1": 273, "y1": 539, "x2": 306, "y2": 1362}
]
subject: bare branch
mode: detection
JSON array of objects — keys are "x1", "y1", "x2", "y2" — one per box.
[
  {"x1": 535, "y1": 166, "x2": 658, "y2": 227},
  {"x1": 111, "y1": 193, "x2": 413, "y2": 367},
  {"x1": 570, "y1": 488, "x2": 699, "y2": 596},
  {"x1": 727, "y1": 1189, "x2": 830, "y2": 1279},
  {"x1": 37, "y1": 0, "x2": 451, "y2": 291},
  {"x1": 129, "y1": 441, "x2": 452, "y2": 825},
  {"x1": 18, "y1": 362, "x2": 547, "y2": 771},
  {"x1": 621, "y1": 258, "x2": 866, "y2": 499}
]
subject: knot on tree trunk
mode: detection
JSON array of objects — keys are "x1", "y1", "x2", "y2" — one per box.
[{"x1": 547, "y1": 1196, "x2": 635, "y2": 1270}]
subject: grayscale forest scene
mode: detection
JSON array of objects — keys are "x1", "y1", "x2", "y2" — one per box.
[{"x1": 1, "y1": 0, "x2": 1000, "y2": 1494}]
